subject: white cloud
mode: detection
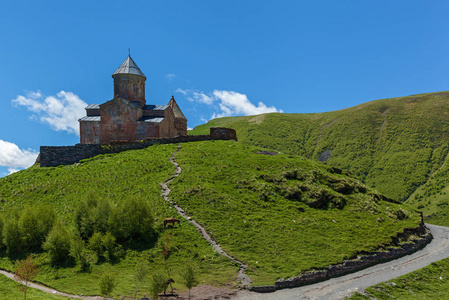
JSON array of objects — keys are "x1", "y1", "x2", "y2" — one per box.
[
  {"x1": 8, "y1": 168, "x2": 20, "y2": 175},
  {"x1": 166, "y1": 74, "x2": 176, "y2": 80},
  {"x1": 192, "y1": 91, "x2": 214, "y2": 105},
  {"x1": 175, "y1": 88, "x2": 187, "y2": 95},
  {"x1": 0, "y1": 140, "x2": 38, "y2": 171},
  {"x1": 176, "y1": 89, "x2": 282, "y2": 120},
  {"x1": 12, "y1": 90, "x2": 87, "y2": 136},
  {"x1": 176, "y1": 89, "x2": 214, "y2": 104},
  {"x1": 212, "y1": 90, "x2": 281, "y2": 117}
]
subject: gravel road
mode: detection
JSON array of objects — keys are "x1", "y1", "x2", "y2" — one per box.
[{"x1": 235, "y1": 224, "x2": 449, "y2": 300}]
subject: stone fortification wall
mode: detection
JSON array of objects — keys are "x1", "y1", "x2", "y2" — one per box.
[
  {"x1": 40, "y1": 144, "x2": 103, "y2": 168},
  {"x1": 251, "y1": 225, "x2": 432, "y2": 293},
  {"x1": 40, "y1": 127, "x2": 237, "y2": 167}
]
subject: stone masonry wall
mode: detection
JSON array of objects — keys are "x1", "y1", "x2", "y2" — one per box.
[
  {"x1": 251, "y1": 225, "x2": 432, "y2": 293},
  {"x1": 40, "y1": 127, "x2": 237, "y2": 167},
  {"x1": 210, "y1": 127, "x2": 237, "y2": 141}
]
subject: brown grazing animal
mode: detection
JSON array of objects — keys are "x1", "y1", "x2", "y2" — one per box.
[{"x1": 164, "y1": 218, "x2": 181, "y2": 228}]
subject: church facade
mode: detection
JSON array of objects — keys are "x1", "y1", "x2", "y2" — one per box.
[{"x1": 79, "y1": 56, "x2": 187, "y2": 145}]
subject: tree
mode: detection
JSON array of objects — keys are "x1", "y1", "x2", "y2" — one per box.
[
  {"x1": 99, "y1": 272, "x2": 116, "y2": 297},
  {"x1": 133, "y1": 261, "x2": 149, "y2": 300},
  {"x1": 102, "y1": 231, "x2": 117, "y2": 261},
  {"x1": 70, "y1": 235, "x2": 89, "y2": 271},
  {"x1": 92, "y1": 198, "x2": 113, "y2": 234},
  {"x1": 150, "y1": 273, "x2": 166, "y2": 300},
  {"x1": 180, "y1": 263, "x2": 199, "y2": 300},
  {"x1": 18, "y1": 207, "x2": 40, "y2": 251},
  {"x1": 88, "y1": 232, "x2": 104, "y2": 262},
  {"x1": 119, "y1": 196, "x2": 155, "y2": 242},
  {"x1": 42, "y1": 220, "x2": 71, "y2": 265},
  {"x1": 35, "y1": 205, "x2": 56, "y2": 244},
  {"x1": 14, "y1": 255, "x2": 39, "y2": 300},
  {"x1": 3, "y1": 217, "x2": 22, "y2": 256}
]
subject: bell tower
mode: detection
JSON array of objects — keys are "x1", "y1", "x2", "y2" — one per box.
[{"x1": 112, "y1": 55, "x2": 146, "y2": 106}]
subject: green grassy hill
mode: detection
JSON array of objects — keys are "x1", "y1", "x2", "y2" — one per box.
[
  {"x1": 190, "y1": 91, "x2": 449, "y2": 224},
  {"x1": 0, "y1": 141, "x2": 420, "y2": 296}
]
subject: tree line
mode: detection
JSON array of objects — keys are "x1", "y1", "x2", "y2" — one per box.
[{"x1": 0, "y1": 195, "x2": 156, "y2": 267}]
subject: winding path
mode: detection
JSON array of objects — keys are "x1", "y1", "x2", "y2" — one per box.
[
  {"x1": 235, "y1": 224, "x2": 449, "y2": 300},
  {"x1": 0, "y1": 269, "x2": 107, "y2": 299},
  {"x1": 160, "y1": 145, "x2": 252, "y2": 288}
]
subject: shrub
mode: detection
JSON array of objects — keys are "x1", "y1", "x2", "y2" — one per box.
[
  {"x1": 395, "y1": 209, "x2": 409, "y2": 220},
  {"x1": 43, "y1": 220, "x2": 71, "y2": 265},
  {"x1": 35, "y1": 205, "x2": 56, "y2": 244},
  {"x1": 74, "y1": 200, "x2": 95, "y2": 240},
  {"x1": 133, "y1": 261, "x2": 149, "y2": 300},
  {"x1": 18, "y1": 207, "x2": 40, "y2": 251},
  {"x1": 0, "y1": 216, "x2": 5, "y2": 249},
  {"x1": 3, "y1": 217, "x2": 22, "y2": 256},
  {"x1": 99, "y1": 272, "x2": 116, "y2": 297},
  {"x1": 150, "y1": 273, "x2": 167, "y2": 300},
  {"x1": 92, "y1": 198, "x2": 113, "y2": 234},
  {"x1": 180, "y1": 263, "x2": 199, "y2": 300},
  {"x1": 116, "y1": 196, "x2": 155, "y2": 243},
  {"x1": 88, "y1": 232, "x2": 104, "y2": 261},
  {"x1": 102, "y1": 232, "x2": 117, "y2": 261},
  {"x1": 283, "y1": 185, "x2": 304, "y2": 201},
  {"x1": 16, "y1": 205, "x2": 56, "y2": 252}
]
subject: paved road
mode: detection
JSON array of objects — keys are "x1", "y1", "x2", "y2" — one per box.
[{"x1": 236, "y1": 224, "x2": 449, "y2": 300}]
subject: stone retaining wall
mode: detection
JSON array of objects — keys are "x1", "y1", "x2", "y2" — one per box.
[
  {"x1": 40, "y1": 127, "x2": 236, "y2": 167},
  {"x1": 251, "y1": 225, "x2": 432, "y2": 293}
]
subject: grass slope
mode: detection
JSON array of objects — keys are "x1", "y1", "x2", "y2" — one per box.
[
  {"x1": 348, "y1": 258, "x2": 449, "y2": 299},
  {"x1": 190, "y1": 91, "x2": 449, "y2": 221},
  {"x1": 0, "y1": 275, "x2": 67, "y2": 300},
  {"x1": 168, "y1": 140, "x2": 420, "y2": 285},
  {"x1": 0, "y1": 144, "x2": 238, "y2": 298},
  {"x1": 0, "y1": 141, "x2": 421, "y2": 294}
]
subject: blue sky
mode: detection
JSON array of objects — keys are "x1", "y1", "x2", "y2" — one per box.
[{"x1": 1, "y1": 1, "x2": 448, "y2": 176}]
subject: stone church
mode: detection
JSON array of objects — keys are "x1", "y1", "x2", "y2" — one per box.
[{"x1": 79, "y1": 55, "x2": 187, "y2": 144}]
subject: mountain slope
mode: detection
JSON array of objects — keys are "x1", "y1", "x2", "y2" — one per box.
[
  {"x1": 169, "y1": 141, "x2": 420, "y2": 285},
  {"x1": 0, "y1": 141, "x2": 420, "y2": 292},
  {"x1": 190, "y1": 92, "x2": 449, "y2": 214}
]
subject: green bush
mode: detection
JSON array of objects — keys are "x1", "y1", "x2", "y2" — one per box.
[
  {"x1": 18, "y1": 205, "x2": 55, "y2": 252},
  {"x1": 74, "y1": 200, "x2": 95, "y2": 240},
  {"x1": 115, "y1": 196, "x2": 156, "y2": 243},
  {"x1": 43, "y1": 220, "x2": 71, "y2": 265},
  {"x1": 88, "y1": 232, "x2": 104, "y2": 261},
  {"x1": 99, "y1": 272, "x2": 116, "y2": 297},
  {"x1": 150, "y1": 272, "x2": 167, "y2": 300},
  {"x1": 3, "y1": 217, "x2": 22, "y2": 256},
  {"x1": 102, "y1": 232, "x2": 117, "y2": 261}
]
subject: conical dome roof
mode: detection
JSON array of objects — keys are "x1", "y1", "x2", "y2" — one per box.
[{"x1": 112, "y1": 55, "x2": 146, "y2": 78}]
